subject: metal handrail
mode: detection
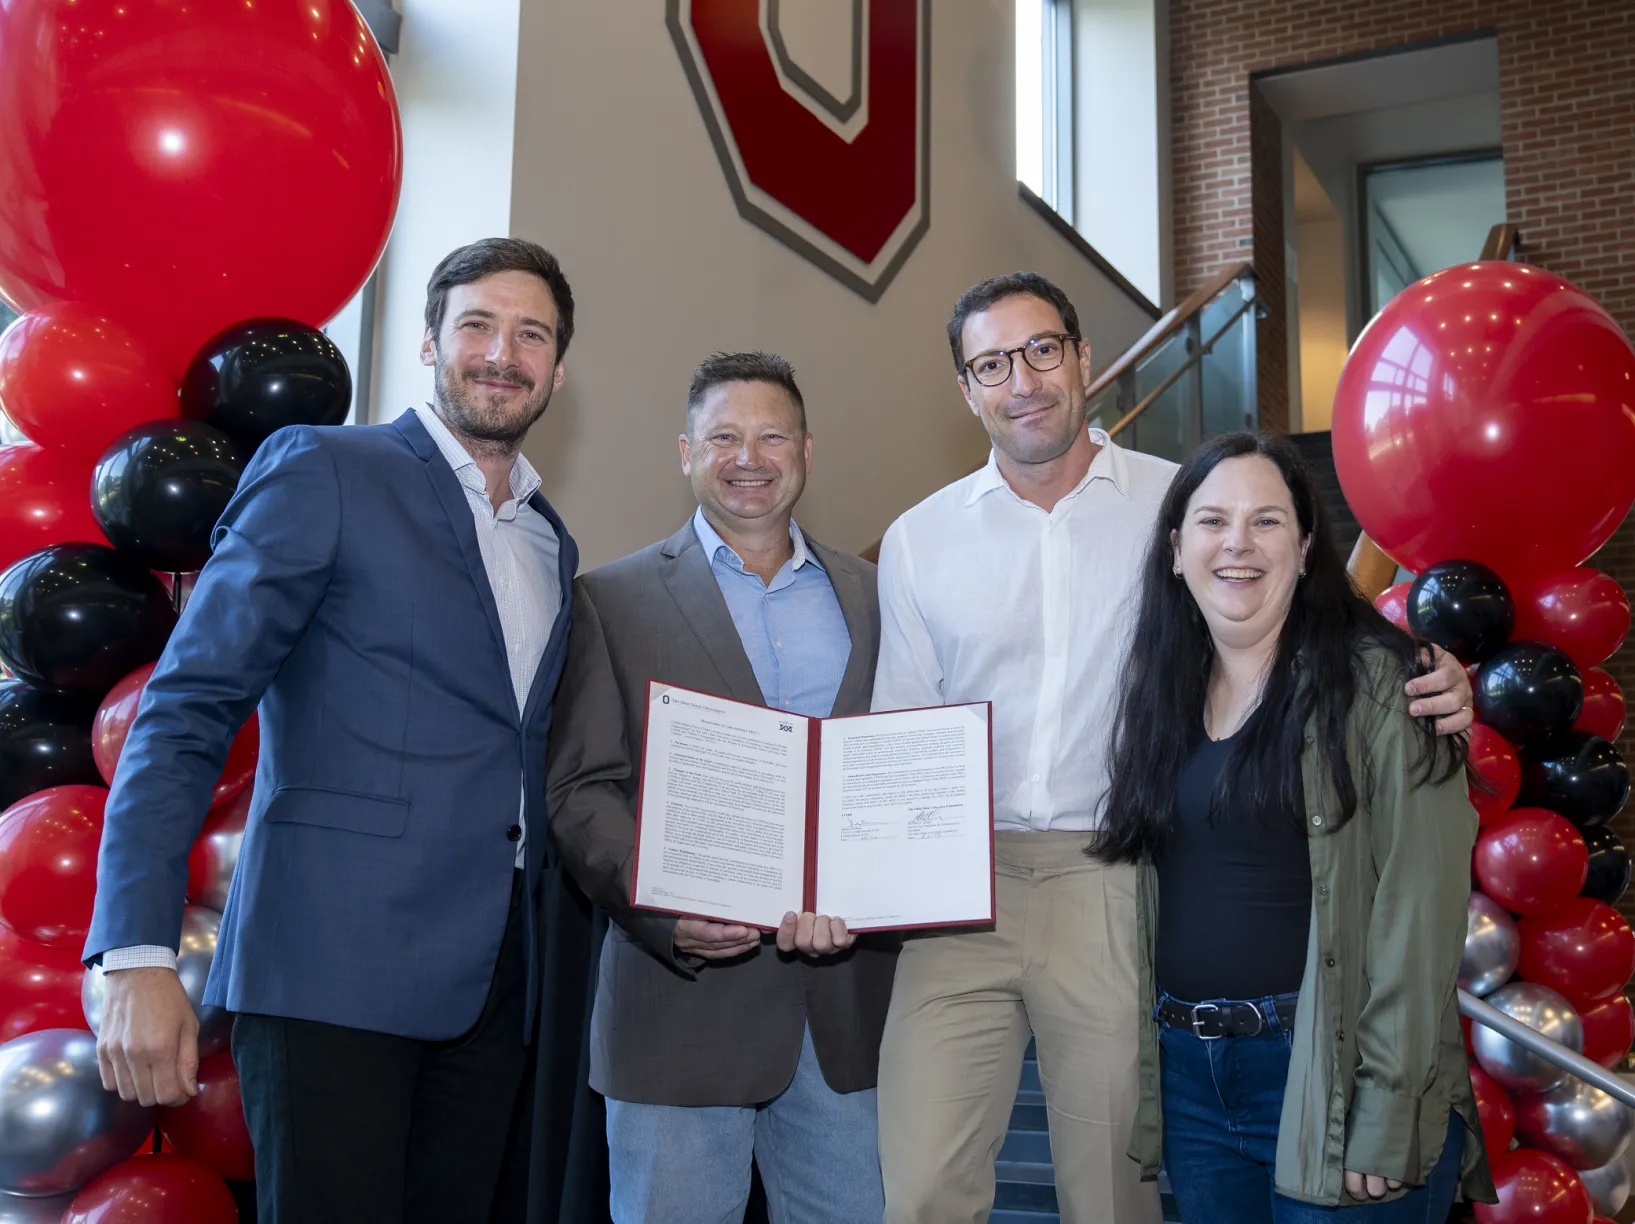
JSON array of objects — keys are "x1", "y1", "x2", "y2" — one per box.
[{"x1": 1460, "y1": 989, "x2": 1635, "y2": 1108}]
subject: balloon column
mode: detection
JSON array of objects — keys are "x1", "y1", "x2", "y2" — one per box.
[
  {"x1": 0, "y1": 0, "x2": 400, "y2": 1212},
  {"x1": 1338, "y1": 261, "x2": 1635, "y2": 1221}
]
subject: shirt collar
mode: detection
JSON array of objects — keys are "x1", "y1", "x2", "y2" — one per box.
[
  {"x1": 414, "y1": 403, "x2": 541, "y2": 505},
  {"x1": 963, "y1": 426, "x2": 1130, "y2": 508},
  {"x1": 691, "y1": 506, "x2": 820, "y2": 573}
]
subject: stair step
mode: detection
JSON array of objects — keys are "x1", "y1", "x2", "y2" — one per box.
[
  {"x1": 1009, "y1": 1100, "x2": 1048, "y2": 1131},
  {"x1": 1000, "y1": 1129, "x2": 1053, "y2": 1164},
  {"x1": 1019, "y1": 1059, "x2": 1042, "y2": 1094}
]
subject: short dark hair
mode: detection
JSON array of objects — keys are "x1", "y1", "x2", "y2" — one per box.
[
  {"x1": 424, "y1": 237, "x2": 576, "y2": 357},
  {"x1": 946, "y1": 272, "x2": 1081, "y2": 373},
  {"x1": 685, "y1": 351, "x2": 807, "y2": 435}
]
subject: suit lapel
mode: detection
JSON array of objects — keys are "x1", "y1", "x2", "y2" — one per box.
[
  {"x1": 396, "y1": 411, "x2": 512, "y2": 679},
  {"x1": 520, "y1": 489, "x2": 578, "y2": 728},
  {"x1": 659, "y1": 523, "x2": 767, "y2": 706},
  {"x1": 806, "y1": 536, "x2": 874, "y2": 716}
]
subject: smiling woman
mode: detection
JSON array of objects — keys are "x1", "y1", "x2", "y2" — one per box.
[{"x1": 1093, "y1": 431, "x2": 1492, "y2": 1221}]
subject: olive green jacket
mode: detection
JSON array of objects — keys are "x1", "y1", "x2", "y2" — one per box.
[{"x1": 1128, "y1": 650, "x2": 1497, "y2": 1206}]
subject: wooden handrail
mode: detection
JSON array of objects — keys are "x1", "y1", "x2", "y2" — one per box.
[
  {"x1": 1084, "y1": 262, "x2": 1251, "y2": 401},
  {"x1": 1479, "y1": 223, "x2": 1521, "y2": 262}
]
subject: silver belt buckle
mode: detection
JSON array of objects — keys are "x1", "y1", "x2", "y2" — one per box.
[{"x1": 1190, "y1": 1002, "x2": 1222, "y2": 1040}]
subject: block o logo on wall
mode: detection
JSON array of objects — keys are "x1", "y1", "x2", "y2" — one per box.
[{"x1": 667, "y1": 0, "x2": 931, "y2": 303}]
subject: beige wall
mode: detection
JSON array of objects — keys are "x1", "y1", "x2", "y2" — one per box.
[
  {"x1": 1295, "y1": 218, "x2": 1347, "y2": 432},
  {"x1": 493, "y1": 2, "x2": 1158, "y2": 567}
]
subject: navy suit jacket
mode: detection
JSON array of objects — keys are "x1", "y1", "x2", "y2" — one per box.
[{"x1": 84, "y1": 410, "x2": 579, "y2": 1041}]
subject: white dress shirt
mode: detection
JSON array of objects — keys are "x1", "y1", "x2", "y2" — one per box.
[
  {"x1": 102, "y1": 407, "x2": 560, "y2": 973},
  {"x1": 872, "y1": 429, "x2": 1177, "y2": 833}
]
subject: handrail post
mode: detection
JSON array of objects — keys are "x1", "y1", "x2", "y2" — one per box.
[{"x1": 1184, "y1": 315, "x2": 1204, "y2": 453}]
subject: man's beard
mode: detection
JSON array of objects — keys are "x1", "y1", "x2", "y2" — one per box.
[
  {"x1": 994, "y1": 387, "x2": 1087, "y2": 465},
  {"x1": 433, "y1": 357, "x2": 553, "y2": 449}
]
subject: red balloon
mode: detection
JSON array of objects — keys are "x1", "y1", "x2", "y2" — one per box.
[
  {"x1": 1512, "y1": 568, "x2": 1631, "y2": 671},
  {"x1": 1473, "y1": 808, "x2": 1589, "y2": 915},
  {"x1": 0, "y1": 0, "x2": 402, "y2": 378},
  {"x1": 0, "y1": 441, "x2": 108, "y2": 571},
  {"x1": 1469, "y1": 1064, "x2": 1516, "y2": 1159},
  {"x1": 0, "y1": 923, "x2": 86, "y2": 1040},
  {"x1": 1578, "y1": 992, "x2": 1635, "y2": 1068},
  {"x1": 1374, "y1": 581, "x2": 1411, "y2": 632},
  {"x1": 0, "y1": 306, "x2": 178, "y2": 459},
  {"x1": 1575, "y1": 668, "x2": 1626, "y2": 744},
  {"x1": 1517, "y1": 897, "x2": 1635, "y2": 1007},
  {"x1": 0, "y1": 784, "x2": 107, "y2": 946},
  {"x1": 157, "y1": 1049, "x2": 255, "y2": 1183},
  {"x1": 1468, "y1": 722, "x2": 1522, "y2": 825},
  {"x1": 1475, "y1": 1149, "x2": 1595, "y2": 1224},
  {"x1": 1333, "y1": 263, "x2": 1635, "y2": 579},
  {"x1": 95, "y1": 663, "x2": 259, "y2": 803},
  {"x1": 64, "y1": 1153, "x2": 238, "y2": 1223}
]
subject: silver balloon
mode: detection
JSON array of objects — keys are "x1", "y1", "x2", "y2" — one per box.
[
  {"x1": 1514, "y1": 1076, "x2": 1635, "y2": 1169},
  {"x1": 1460, "y1": 892, "x2": 1520, "y2": 997},
  {"x1": 0, "y1": 1028, "x2": 153, "y2": 1197},
  {"x1": 0, "y1": 1192, "x2": 74, "y2": 1222},
  {"x1": 190, "y1": 802, "x2": 246, "y2": 912},
  {"x1": 81, "y1": 905, "x2": 230, "y2": 1057},
  {"x1": 1578, "y1": 1152, "x2": 1632, "y2": 1217},
  {"x1": 1472, "y1": 981, "x2": 1585, "y2": 1093}
]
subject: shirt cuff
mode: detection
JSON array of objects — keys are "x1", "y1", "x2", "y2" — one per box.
[{"x1": 101, "y1": 945, "x2": 180, "y2": 973}]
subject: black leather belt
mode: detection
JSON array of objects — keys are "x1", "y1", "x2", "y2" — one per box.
[{"x1": 1158, "y1": 996, "x2": 1298, "y2": 1039}]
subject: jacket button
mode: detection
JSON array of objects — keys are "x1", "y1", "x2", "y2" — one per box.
[
  {"x1": 506, "y1": 824, "x2": 523, "y2": 841},
  {"x1": 1326, "y1": 957, "x2": 1336, "y2": 968},
  {"x1": 1336, "y1": 1030, "x2": 1345, "y2": 1043},
  {"x1": 1317, "y1": 884, "x2": 1329, "y2": 896}
]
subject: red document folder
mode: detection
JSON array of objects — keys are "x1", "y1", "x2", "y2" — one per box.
[{"x1": 631, "y1": 681, "x2": 995, "y2": 932}]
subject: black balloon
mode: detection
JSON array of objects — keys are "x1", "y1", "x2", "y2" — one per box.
[
  {"x1": 1407, "y1": 559, "x2": 1514, "y2": 663},
  {"x1": 180, "y1": 317, "x2": 352, "y2": 454},
  {"x1": 92, "y1": 421, "x2": 244, "y2": 573},
  {"x1": 0, "y1": 679, "x2": 101, "y2": 809},
  {"x1": 0, "y1": 544, "x2": 176, "y2": 693},
  {"x1": 1519, "y1": 731, "x2": 1631, "y2": 828},
  {"x1": 1581, "y1": 823, "x2": 1632, "y2": 906},
  {"x1": 1474, "y1": 640, "x2": 1584, "y2": 743}
]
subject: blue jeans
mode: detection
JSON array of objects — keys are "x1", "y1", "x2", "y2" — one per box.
[
  {"x1": 605, "y1": 1025, "x2": 884, "y2": 1224},
  {"x1": 1158, "y1": 993, "x2": 1464, "y2": 1223}
]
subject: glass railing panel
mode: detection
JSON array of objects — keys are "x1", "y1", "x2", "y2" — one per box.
[
  {"x1": 1199, "y1": 283, "x2": 1256, "y2": 438},
  {"x1": 1125, "y1": 329, "x2": 1191, "y2": 462}
]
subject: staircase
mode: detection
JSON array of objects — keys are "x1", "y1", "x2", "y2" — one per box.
[
  {"x1": 995, "y1": 1043, "x2": 1182, "y2": 1224},
  {"x1": 1284, "y1": 430, "x2": 1362, "y2": 562}
]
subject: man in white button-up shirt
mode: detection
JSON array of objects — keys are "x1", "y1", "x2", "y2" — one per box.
[{"x1": 870, "y1": 273, "x2": 1476, "y2": 1224}]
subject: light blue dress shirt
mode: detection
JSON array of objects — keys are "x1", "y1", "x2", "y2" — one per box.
[{"x1": 691, "y1": 507, "x2": 851, "y2": 720}]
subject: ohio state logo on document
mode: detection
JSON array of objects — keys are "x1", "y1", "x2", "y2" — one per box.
[{"x1": 667, "y1": 0, "x2": 932, "y2": 302}]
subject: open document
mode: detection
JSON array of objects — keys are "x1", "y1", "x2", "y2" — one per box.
[{"x1": 631, "y1": 681, "x2": 993, "y2": 931}]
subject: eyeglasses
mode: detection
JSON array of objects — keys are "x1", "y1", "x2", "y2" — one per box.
[{"x1": 962, "y1": 333, "x2": 1079, "y2": 387}]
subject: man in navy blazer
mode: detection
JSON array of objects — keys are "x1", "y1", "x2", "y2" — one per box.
[{"x1": 84, "y1": 238, "x2": 590, "y2": 1222}]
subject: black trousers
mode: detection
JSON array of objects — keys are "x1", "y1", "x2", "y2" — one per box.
[{"x1": 233, "y1": 871, "x2": 529, "y2": 1224}]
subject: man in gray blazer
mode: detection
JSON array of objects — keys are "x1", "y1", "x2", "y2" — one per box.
[{"x1": 546, "y1": 351, "x2": 895, "y2": 1223}]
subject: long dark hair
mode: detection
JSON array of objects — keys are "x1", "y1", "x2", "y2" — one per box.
[{"x1": 1091, "y1": 432, "x2": 1462, "y2": 864}]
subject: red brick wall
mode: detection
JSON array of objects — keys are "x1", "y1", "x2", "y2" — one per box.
[{"x1": 1170, "y1": 0, "x2": 1635, "y2": 926}]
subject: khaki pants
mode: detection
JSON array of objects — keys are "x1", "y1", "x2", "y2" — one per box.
[{"x1": 878, "y1": 831, "x2": 1161, "y2": 1224}]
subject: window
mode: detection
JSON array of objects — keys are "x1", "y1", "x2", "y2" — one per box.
[
  {"x1": 1016, "y1": 0, "x2": 1164, "y2": 308},
  {"x1": 1015, "y1": 0, "x2": 1074, "y2": 222},
  {"x1": 1362, "y1": 153, "x2": 1505, "y2": 317}
]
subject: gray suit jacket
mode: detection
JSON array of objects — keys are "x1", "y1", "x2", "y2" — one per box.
[{"x1": 546, "y1": 520, "x2": 898, "y2": 1106}]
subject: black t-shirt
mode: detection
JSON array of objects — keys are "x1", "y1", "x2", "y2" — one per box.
[{"x1": 1155, "y1": 730, "x2": 1313, "y2": 1004}]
